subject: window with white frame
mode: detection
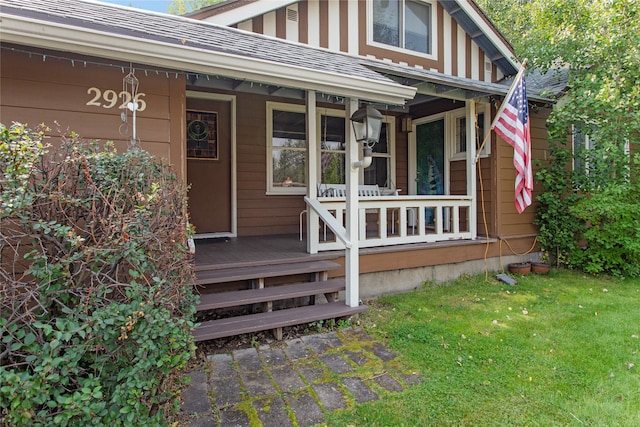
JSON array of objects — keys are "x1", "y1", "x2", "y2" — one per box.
[
  {"x1": 319, "y1": 110, "x2": 396, "y2": 191},
  {"x1": 267, "y1": 102, "x2": 307, "y2": 194},
  {"x1": 371, "y1": 0, "x2": 433, "y2": 56},
  {"x1": 364, "y1": 121, "x2": 395, "y2": 188},
  {"x1": 268, "y1": 103, "x2": 396, "y2": 194},
  {"x1": 449, "y1": 105, "x2": 490, "y2": 161},
  {"x1": 319, "y1": 113, "x2": 346, "y2": 185}
]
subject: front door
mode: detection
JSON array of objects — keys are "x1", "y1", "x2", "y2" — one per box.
[
  {"x1": 186, "y1": 97, "x2": 233, "y2": 237},
  {"x1": 412, "y1": 118, "x2": 447, "y2": 227}
]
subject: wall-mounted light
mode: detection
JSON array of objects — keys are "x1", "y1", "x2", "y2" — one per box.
[
  {"x1": 350, "y1": 105, "x2": 383, "y2": 169},
  {"x1": 401, "y1": 116, "x2": 413, "y2": 133}
]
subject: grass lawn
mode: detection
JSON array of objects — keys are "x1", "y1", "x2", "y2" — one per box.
[{"x1": 327, "y1": 269, "x2": 640, "y2": 426}]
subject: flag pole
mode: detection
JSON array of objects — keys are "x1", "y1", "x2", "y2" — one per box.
[{"x1": 475, "y1": 58, "x2": 528, "y2": 163}]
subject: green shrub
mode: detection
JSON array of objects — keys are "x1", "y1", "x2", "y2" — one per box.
[
  {"x1": 570, "y1": 175, "x2": 640, "y2": 278},
  {"x1": 1, "y1": 123, "x2": 197, "y2": 426},
  {"x1": 534, "y1": 139, "x2": 585, "y2": 268}
]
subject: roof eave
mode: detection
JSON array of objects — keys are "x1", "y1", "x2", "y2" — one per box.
[{"x1": 0, "y1": 15, "x2": 415, "y2": 106}]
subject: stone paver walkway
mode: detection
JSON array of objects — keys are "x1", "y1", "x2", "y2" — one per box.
[{"x1": 179, "y1": 328, "x2": 421, "y2": 427}]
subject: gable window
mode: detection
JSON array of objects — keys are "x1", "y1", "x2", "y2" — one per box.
[
  {"x1": 371, "y1": 0, "x2": 433, "y2": 55},
  {"x1": 267, "y1": 102, "x2": 307, "y2": 194}
]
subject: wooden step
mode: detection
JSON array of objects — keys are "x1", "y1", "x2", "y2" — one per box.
[
  {"x1": 196, "y1": 260, "x2": 341, "y2": 286},
  {"x1": 193, "y1": 302, "x2": 367, "y2": 341},
  {"x1": 197, "y1": 278, "x2": 345, "y2": 311}
]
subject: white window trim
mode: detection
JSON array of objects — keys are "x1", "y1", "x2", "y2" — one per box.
[
  {"x1": 409, "y1": 113, "x2": 450, "y2": 195},
  {"x1": 317, "y1": 108, "x2": 396, "y2": 191},
  {"x1": 361, "y1": 115, "x2": 397, "y2": 191},
  {"x1": 367, "y1": 0, "x2": 438, "y2": 61},
  {"x1": 448, "y1": 104, "x2": 490, "y2": 162},
  {"x1": 266, "y1": 101, "x2": 307, "y2": 195}
]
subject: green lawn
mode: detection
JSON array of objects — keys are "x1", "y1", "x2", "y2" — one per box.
[{"x1": 327, "y1": 269, "x2": 640, "y2": 426}]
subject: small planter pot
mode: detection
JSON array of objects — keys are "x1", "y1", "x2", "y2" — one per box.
[
  {"x1": 508, "y1": 262, "x2": 531, "y2": 275},
  {"x1": 531, "y1": 262, "x2": 550, "y2": 274}
]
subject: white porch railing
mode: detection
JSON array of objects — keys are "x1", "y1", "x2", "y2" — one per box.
[{"x1": 305, "y1": 195, "x2": 474, "y2": 252}]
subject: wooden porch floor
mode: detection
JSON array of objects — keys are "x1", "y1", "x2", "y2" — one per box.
[
  {"x1": 193, "y1": 234, "x2": 494, "y2": 271},
  {"x1": 193, "y1": 234, "x2": 338, "y2": 271}
]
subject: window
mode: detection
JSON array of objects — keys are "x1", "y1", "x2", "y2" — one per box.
[
  {"x1": 319, "y1": 111, "x2": 395, "y2": 191},
  {"x1": 268, "y1": 103, "x2": 396, "y2": 194},
  {"x1": 450, "y1": 105, "x2": 490, "y2": 161},
  {"x1": 572, "y1": 124, "x2": 596, "y2": 172},
  {"x1": 371, "y1": 0, "x2": 433, "y2": 56},
  {"x1": 364, "y1": 122, "x2": 394, "y2": 188},
  {"x1": 320, "y1": 114, "x2": 346, "y2": 185},
  {"x1": 572, "y1": 124, "x2": 631, "y2": 185},
  {"x1": 267, "y1": 102, "x2": 307, "y2": 194}
]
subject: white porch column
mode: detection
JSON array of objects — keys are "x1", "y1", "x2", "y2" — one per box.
[
  {"x1": 466, "y1": 100, "x2": 478, "y2": 239},
  {"x1": 345, "y1": 98, "x2": 360, "y2": 307},
  {"x1": 306, "y1": 90, "x2": 320, "y2": 253}
]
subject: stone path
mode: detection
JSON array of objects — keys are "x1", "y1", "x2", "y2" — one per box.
[{"x1": 179, "y1": 328, "x2": 421, "y2": 427}]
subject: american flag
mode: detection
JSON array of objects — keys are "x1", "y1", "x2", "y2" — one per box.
[{"x1": 492, "y1": 68, "x2": 532, "y2": 214}]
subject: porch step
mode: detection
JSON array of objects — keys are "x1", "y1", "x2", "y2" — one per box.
[
  {"x1": 195, "y1": 259, "x2": 341, "y2": 286},
  {"x1": 194, "y1": 301, "x2": 367, "y2": 341},
  {"x1": 197, "y1": 278, "x2": 345, "y2": 311}
]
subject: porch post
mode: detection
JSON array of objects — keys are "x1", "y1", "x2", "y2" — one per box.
[
  {"x1": 466, "y1": 100, "x2": 478, "y2": 239},
  {"x1": 345, "y1": 98, "x2": 360, "y2": 308},
  {"x1": 306, "y1": 90, "x2": 320, "y2": 254}
]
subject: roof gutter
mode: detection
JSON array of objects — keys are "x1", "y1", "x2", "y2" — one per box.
[{"x1": 0, "y1": 14, "x2": 416, "y2": 105}]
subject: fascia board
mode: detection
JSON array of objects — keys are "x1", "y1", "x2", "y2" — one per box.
[
  {"x1": 0, "y1": 15, "x2": 416, "y2": 105},
  {"x1": 453, "y1": 0, "x2": 519, "y2": 70},
  {"x1": 201, "y1": 0, "x2": 299, "y2": 26}
]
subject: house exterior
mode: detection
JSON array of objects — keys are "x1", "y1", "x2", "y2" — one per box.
[{"x1": 0, "y1": 0, "x2": 564, "y2": 301}]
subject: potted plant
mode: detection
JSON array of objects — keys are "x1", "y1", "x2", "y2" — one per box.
[
  {"x1": 531, "y1": 252, "x2": 551, "y2": 274},
  {"x1": 508, "y1": 261, "x2": 531, "y2": 275}
]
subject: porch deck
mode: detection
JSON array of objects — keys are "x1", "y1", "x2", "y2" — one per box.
[
  {"x1": 193, "y1": 234, "x2": 337, "y2": 271},
  {"x1": 193, "y1": 233, "x2": 493, "y2": 271}
]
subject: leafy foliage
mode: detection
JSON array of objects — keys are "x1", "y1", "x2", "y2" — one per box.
[
  {"x1": 168, "y1": 0, "x2": 224, "y2": 14},
  {"x1": 478, "y1": 0, "x2": 640, "y2": 275},
  {"x1": 0, "y1": 123, "x2": 197, "y2": 425}
]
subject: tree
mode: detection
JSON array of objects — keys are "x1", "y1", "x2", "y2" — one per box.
[
  {"x1": 477, "y1": 0, "x2": 640, "y2": 274},
  {"x1": 477, "y1": 0, "x2": 640, "y2": 149},
  {"x1": 168, "y1": 0, "x2": 224, "y2": 15}
]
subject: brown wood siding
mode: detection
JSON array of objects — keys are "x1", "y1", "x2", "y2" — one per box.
[
  {"x1": 232, "y1": 92, "x2": 307, "y2": 236},
  {"x1": 276, "y1": 7, "x2": 287, "y2": 39},
  {"x1": 450, "y1": 10, "x2": 458, "y2": 77},
  {"x1": 436, "y1": 1, "x2": 445, "y2": 73},
  {"x1": 339, "y1": 0, "x2": 349, "y2": 52},
  {"x1": 299, "y1": 0, "x2": 309, "y2": 44},
  {"x1": 0, "y1": 46, "x2": 184, "y2": 179},
  {"x1": 394, "y1": 119, "x2": 409, "y2": 192},
  {"x1": 253, "y1": 15, "x2": 264, "y2": 34},
  {"x1": 495, "y1": 107, "x2": 550, "y2": 238},
  {"x1": 465, "y1": 33, "x2": 472, "y2": 78},
  {"x1": 450, "y1": 157, "x2": 494, "y2": 237},
  {"x1": 359, "y1": 235, "x2": 535, "y2": 274},
  {"x1": 319, "y1": 0, "x2": 329, "y2": 49}
]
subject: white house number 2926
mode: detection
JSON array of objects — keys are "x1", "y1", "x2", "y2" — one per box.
[{"x1": 86, "y1": 87, "x2": 147, "y2": 111}]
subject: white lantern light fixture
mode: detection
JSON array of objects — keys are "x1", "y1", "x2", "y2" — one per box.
[
  {"x1": 350, "y1": 104, "x2": 383, "y2": 148},
  {"x1": 350, "y1": 105, "x2": 383, "y2": 169}
]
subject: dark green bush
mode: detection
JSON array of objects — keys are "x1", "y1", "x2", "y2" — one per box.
[
  {"x1": 570, "y1": 169, "x2": 640, "y2": 278},
  {"x1": 1, "y1": 123, "x2": 197, "y2": 425}
]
